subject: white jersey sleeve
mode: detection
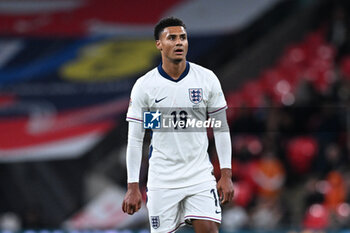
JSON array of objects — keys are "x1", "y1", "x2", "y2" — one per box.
[
  {"x1": 213, "y1": 111, "x2": 232, "y2": 169},
  {"x1": 126, "y1": 78, "x2": 147, "y2": 124},
  {"x1": 126, "y1": 121, "x2": 145, "y2": 183},
  {"x1": 207, "y1": 72, "x2": 227, "y2": 115}
]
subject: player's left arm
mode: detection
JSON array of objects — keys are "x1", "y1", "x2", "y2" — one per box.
[
  {"x1": 212, "y1": 110, "x2": 234, "y2": 204},
  {"x1": 207, "y1": 71, "x2": 234, "y2": 204}
]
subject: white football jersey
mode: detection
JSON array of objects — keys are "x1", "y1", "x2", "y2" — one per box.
[{"x1": 126, "y1": 62, "x2": 227, "y2": 188}]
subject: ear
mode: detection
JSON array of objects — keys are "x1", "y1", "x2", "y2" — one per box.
[{"x1": 156, "y1": 40, "x2": 162, "y2": 51}]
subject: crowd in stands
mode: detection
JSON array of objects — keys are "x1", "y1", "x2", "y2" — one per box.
[{"x1": 209, "y1": 5, "x2": 350, "y2": 230}]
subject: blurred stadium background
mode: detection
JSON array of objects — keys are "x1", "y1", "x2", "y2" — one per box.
[{"x1": 0, "y1": 0, "x2": 350, "y2": 232}]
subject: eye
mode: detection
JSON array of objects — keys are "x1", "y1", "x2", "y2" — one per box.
[
  {"x1": 169, "y1": 35, "x2": 176, "y2": 40},
  {"x1": 180, "y1": 35, "x2": 186, "y2": 40}
]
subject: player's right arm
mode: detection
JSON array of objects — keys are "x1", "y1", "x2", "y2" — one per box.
[
  {"x1": 122, "y1": 121, "x2": 145, "y2": 215},
  {"x1": 122, "y1": 78, "x2": 147, "y2": 215}
]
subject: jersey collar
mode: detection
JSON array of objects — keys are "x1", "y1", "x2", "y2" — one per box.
[{"x1": 157, "y1": 61, "x2": 190, "y2": 82}]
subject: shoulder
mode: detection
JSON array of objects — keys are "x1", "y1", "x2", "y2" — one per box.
[
  {"x1": 189, "y1": 62, "x2": 218, "y2": 82},
  {"x1": 133, "y1": 67, "x2": 158, "y2": 87},
  {"x1": 189, "y1": 62, "x2": 214, "y2": 74}
]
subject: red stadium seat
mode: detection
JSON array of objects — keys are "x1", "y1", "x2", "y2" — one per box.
[
  {"x1": 241, "y1": 81, "x2": 265, "y2": 108},
  {"x1": 286, "y1": 137, "x2": 318, "y2": 174},
  {"x1": 259, "y1": 68, "x2": 295, "y2": 105},
  {"x1": 233, "y1": 181, "x2": 254, "y2": 207},
  {"x1": 303, "y1": 204, "x2": 330, "y2": 229}
]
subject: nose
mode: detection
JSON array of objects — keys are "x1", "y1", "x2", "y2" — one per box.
[{"x1": 175, "y1": 37, "x2": 183, "y2": 46}]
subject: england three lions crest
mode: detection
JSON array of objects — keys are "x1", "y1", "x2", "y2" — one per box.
[
  {"x1": 189, "y1": 88, "x2": 203, "y2": 104},
  {"x1": 151, "y1": 216, "x2": 160, "y2": 229}
]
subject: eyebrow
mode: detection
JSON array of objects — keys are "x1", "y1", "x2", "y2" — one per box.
[{"x1": 167, "y1": 33, "x2": 186, "y2": 37}]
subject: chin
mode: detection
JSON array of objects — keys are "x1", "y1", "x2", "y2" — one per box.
[{"x1": 173, "y1": 58, "x2": 184, "y2": 63}]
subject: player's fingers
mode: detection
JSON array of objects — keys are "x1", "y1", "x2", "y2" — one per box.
[
  {"x1": 217, "y1": 187, "x2": 223, "y2": 201},
  {"x1": 137, "y1": 200, "x2": 142, "y2": 211},
  {"x1": 126, "y1": 203, "x2": 135, "y2": 215},
  {"x1": 226, "y1": 190, "x2": 231, "y2": 202},
  {"x1": 221, "y1": 192, "x2": 227, "y2": 204},
  {"x1": 228, "y1": 191, "x2": 234, "y2": 203},
  {"x1": 223, "y1": 189, "x2": 233, "y2": 204},
  {"x1": 128, "y1": 210, "x2": 134, "y2": 215},
  {"x1": 122, "y1": 200, "x2": 126, "y2": 212},
  {"x1": 128, "y1": 208, "x2": 135, "y2": 215}
]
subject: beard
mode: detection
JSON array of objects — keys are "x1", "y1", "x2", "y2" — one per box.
[
  {"x1": 164, "y1": 53, "x2": 186, "y2": 64},
  {"x1": 172, "y1": 58, "x2": 183, "y2": 63}
]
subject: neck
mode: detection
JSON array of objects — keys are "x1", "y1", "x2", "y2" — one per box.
[{"x1": 161, "y1": 58, "x2": 187, "y2": 80}]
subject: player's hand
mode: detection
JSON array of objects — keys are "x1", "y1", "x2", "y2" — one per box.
[
  {"x1": 217, "y1": 168, "x2": 234, "y2": 205},
  {"x1": 122, "y1": 183, "x2": 142, "y2": 215}
]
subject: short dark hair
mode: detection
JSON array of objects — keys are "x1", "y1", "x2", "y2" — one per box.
[{"x1": 154, "y1": 17, "x2": 186, "y2": 40}]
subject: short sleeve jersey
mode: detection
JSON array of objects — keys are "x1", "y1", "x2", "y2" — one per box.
[{"x1": 126, "y1": 62, "x2": 227, "y2": 188}]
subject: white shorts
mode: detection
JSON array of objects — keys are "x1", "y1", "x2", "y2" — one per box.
[{"x1": 146, "y1": 180, "x2": 221, "y2": 233}]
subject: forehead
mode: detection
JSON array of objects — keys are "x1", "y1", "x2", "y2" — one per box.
[{"x1": 161, "y1": 26, "x2": 186, "y2": 37}]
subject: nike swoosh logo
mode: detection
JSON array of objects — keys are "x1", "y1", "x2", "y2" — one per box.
[
  {"x1": 155, "y1": 97, "x2": 167, "y2": 103},
  {"x1": 215, "y1": 210, "x2": 221, "y2": 214}
]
